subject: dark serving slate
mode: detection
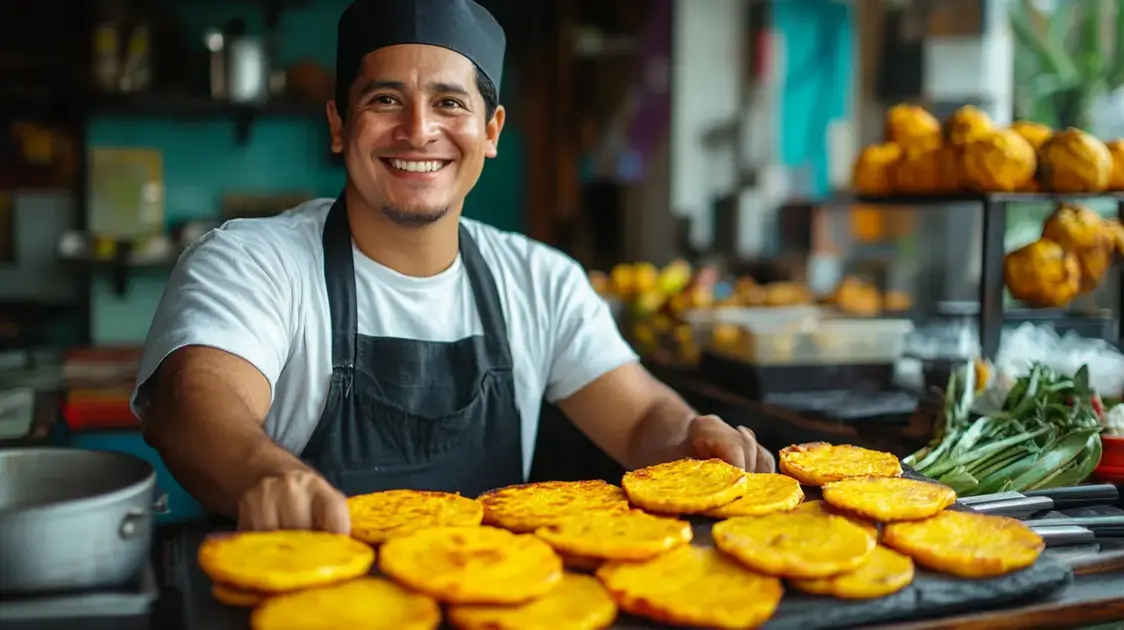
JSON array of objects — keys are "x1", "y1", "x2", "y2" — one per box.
[
  {"x1": 172, "y1": 466, "x2": 1072, "y2": 629},
  {"x1": 172, "y1": 501, "x2": 1073, "y2": 630}
]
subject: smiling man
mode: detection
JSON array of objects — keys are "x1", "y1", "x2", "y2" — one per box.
[{"x1": 134, "y1": 0, "x2": 774, "y2": 533}]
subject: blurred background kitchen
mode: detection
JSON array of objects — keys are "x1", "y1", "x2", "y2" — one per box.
[{"x1": 2, "y1": 0, "x2": 1124, "y2": 521}]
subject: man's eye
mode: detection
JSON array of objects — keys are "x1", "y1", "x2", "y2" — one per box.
[
  {"x1": 373, "y1": 95, "x2": 397, "y2": 105},
  {"x1": 438, "y1": 99, "x2": 463, "y2": 109}
]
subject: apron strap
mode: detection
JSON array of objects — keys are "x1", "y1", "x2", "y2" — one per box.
[
  {"x1": 322, "y1": 196, "x2": 510, "y2": 372},
  {"x1": 322, "y1": 195, "x2": 357, "y2": 370},
  {"x1": 458, "y1": 224, "x2": 513, "y2": 369}
]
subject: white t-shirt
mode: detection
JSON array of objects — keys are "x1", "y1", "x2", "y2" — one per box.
[{"x1": 131, "y1": 198, "x2": 638, "y2": 478}]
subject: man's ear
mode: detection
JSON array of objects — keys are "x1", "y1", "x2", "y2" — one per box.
[
  {"x1": 327, "y1": 100, "x2": 344, "y2": 154},
  {"x1": 484, "y1": 105, "x2": 506, "y2": 158}
]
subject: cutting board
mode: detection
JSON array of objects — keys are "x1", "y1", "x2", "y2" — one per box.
[{"x1": 172, "y1": 521, "x2": 1071, "y2": 630}]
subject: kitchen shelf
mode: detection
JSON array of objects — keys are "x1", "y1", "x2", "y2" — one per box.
[
  {"x1": 823, "y1": 191, "x2": 1124, "y2": 360},
  {"x1": 90, "y1": 93, "x2": 325, "y2": 143},
  {"x1": 838, "y1": 191, "x2": 1124, "y2": 205},
  {"x1": 0, "y1": 300, "x2": 83, "y2": 315},
  {"x1": 191, "y1": 0, "x2": 313, "y2": 5},
  {"x1": 0, "y1": 89, "x2": 81, "y2": 121},
  {"x1": 61, "y1": 253, "x2": 179, "y2": 298}
]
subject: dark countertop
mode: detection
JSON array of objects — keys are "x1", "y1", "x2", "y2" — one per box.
[
  {"x1": 141, "y1": 504, "x2": 1124, "y2": 630},
  {"x1": 139, "y1": 360, "x2": 1124, "y2": 630},
  {"x1": 10, "y1": 357, "x2": 1120, "y2": 629}
]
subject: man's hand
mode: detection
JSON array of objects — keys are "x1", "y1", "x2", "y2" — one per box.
[
  {"x1": 689, "y1": 415, "x2": 776, "y2": 472},
  {"x1": 237, "y1": 470, "x2": 351, "y2": 533}
]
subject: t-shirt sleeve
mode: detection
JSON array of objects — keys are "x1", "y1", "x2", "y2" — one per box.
[
  {"x1": 544, "y1": 255, "x2": 639, "y2": 403},
  {"x1": 130, "y1": 227, "x2": 297, "y2": 419}
]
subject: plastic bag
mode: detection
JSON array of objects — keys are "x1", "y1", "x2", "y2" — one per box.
[{"x1": 993, "y1": 323, "x2": 1124, "y2": 399}]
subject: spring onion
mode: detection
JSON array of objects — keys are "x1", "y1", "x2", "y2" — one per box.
[{"x1": 904, "y1": 362, "x2": 1104, "y2": 496}]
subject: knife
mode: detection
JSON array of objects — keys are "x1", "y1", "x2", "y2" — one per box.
[
  {"x1": 964, "y1": 495, "x2": 1054, "y2": 517},
  {"x1": 960, "y1": 484, "x2": 1119, "y2": 517},
  {"x1": 1025, "y1": 515, "x2": 1124, "y2": 538},
  {"x1": 1031, "y1": 525, "x2": 1097, "y2": 547},
  {"x1": 1043, "y1": 541, "x2": 1101, "y2": 559}
]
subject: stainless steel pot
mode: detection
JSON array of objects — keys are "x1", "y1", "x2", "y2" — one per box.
[{"x1": 0, "y1": 448, "x2": 162, "y2": 593}]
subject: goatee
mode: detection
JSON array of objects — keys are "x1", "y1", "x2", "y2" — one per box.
[{"x1": 380, "y1": 205, "x2": 449, "y2": 227}]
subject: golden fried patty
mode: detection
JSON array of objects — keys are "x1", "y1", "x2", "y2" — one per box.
[
  {"x1": 622, "y1": 458, "x2": 748, "y2": 514},
  {"x1": 789, "y1": 545, "x2": 915, "y2": 599},
  {"x1": 702, "y1": 473, "x2": 804, "y2": 518},
  {"x1": 198, "y1": 531, "x2": 375, "y2": 593},
  {"x1": 250, "y1": 577, "x2": 440, "y2": 630},
  {"x1": 792, "y1": 500, "x2": 880, "y2": 538},
  {"x1": 779, "y1": 442, "x2": 902, "y2": 486},
  {"x1": 480, "y1": 480, "x2": 630, "y2": 533},
  {"x1": 447, "y1": 572, "x2": 617, "y2": 630},
  {"x1": 596, "y1": 545, "x2": 783, "y2": 630},
  {"x1": 883, "y1": 510, "x2": 1044, "y2": 578},
  {"x1": 712, "y1": 509, "x2": 877, "y2": 579},
  {"x1": 348, "y1": 489, "x2": 483, "y2": 544},
  {"x1": 535, "y1": 509, "x2": 693, "y2": 561},
  {"x1": 821, "y1": 476, "x2": 956, "y2": 522},
  {"x1": 211, "y1": 582, "x2": 267, "y2": 607},
  {"x1": 378, "y1": 526, "x2": 563, "y2": 604}
]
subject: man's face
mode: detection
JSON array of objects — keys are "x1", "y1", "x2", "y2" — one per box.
[{"x1": 328, "y1": 44, "x2": 505, "y2": 227}]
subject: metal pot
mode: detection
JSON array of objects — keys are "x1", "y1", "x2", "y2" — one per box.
[{"x1": 0, "y1": 448, "x2": 162, "y2": 593}]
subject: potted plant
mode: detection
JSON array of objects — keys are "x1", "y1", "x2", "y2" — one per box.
[{"x1": 1010, "y1": 0, "x2": 1124, "y2": 130}]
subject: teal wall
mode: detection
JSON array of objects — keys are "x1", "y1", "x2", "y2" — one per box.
[
  {"x1": 773, "y1": 0, "x2": 853, "y2": 198},
  {"x1": 90, "y1": 0, "x2": 525, "y2": 344}
]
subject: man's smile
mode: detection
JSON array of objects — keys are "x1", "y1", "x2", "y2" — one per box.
[{"x1": 379, "y1": 157, "x2": 454, "y2": 180}]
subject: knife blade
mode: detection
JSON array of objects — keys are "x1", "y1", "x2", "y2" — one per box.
[
  {"x1": 958, "y1": 491, "x2": 1027, "y2": 505},
  {"x1": 959, "y1": 484, "x2": 1119, "y2": 514},
  {"x1": 967, "y1": 495, "x2": 1054, "y2": 517},
  {"x1": 1031, "y1": 525, "x2": 1097, "y2": 546},
  {"x1": 1022, "y1": 484, "x2": 1120, "y2": 507},
  {"x1": 1024, "y1": 515, "x2": 1124, "y2": 537},
  {"x1": 1043, "y1": 541, "x2": 1101, "y2": 561}
]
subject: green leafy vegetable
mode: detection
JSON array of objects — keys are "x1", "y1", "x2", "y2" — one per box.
[{"x1": 907, "y1": 362, "x2": 1103, "y2": 496}]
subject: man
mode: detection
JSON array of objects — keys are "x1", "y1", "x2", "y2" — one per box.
[{"x1": 134, "y1": 0, "x2": 774, "y2": 534}]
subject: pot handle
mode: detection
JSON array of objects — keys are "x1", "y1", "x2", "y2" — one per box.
[
  {"x1": 118, "y1": 493, "x2": 171, "y2": 540},
  {"x1": 119, "y1": 508, "x2": 148, "y2": 540}
]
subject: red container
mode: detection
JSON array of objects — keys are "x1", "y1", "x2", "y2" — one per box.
[
  {"x1": 1092, "y1": 465, "x2": 1124, "y2": 484},
  {"x1": 1100, "y1": 434, "x2": 1124, "y2": 468},
  {"x1": 62, "y1": 400, "x2": 139, "y2": 430},
  {"x1": 1092, "y1": 434, "x2": 1124, "y2": 483}
]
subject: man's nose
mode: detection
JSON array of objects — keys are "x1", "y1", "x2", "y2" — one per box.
[{"x1": 395, "y1": 102, "x2": 440, "y2": 148}]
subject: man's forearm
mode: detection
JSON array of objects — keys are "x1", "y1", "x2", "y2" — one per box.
[
  {"x1": 623, "y1": 390, "x2": 697, "y2": 469},
  {"x1": 141, "y1": 350, "x2": 312, "y2": 518},
  {"x1": 146, "y1": 410, "x2": 309, "y2": 518}
]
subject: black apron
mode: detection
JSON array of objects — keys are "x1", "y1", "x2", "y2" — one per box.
[{"x1": 299, "y1": 196, "x2": 524, "y2": 498}]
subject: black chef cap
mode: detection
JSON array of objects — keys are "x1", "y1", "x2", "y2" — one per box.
[{"x1": 335, "y1": 0, "x2": 505, "y2": 119}]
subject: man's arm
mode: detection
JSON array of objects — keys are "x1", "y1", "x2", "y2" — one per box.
[
  {"x1": 142, "y1": 346, "x2": 310, "y2": 518},
  {"x1": 132, "y1": 224, "x2": 349, "y2": 531},
  {"x1": 555, "y1": 361, "x2": 694, "y2": 468},
  {"x1": 541, "y1": 252, "x2": 773, "y2": 472},
  {"x1": 557, "y1": 362, "x2": 772, "y2": 471}
]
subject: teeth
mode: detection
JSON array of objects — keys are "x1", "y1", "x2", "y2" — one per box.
[{"x1": 389, "y1": 159, "x2": 446, "y2": 173}]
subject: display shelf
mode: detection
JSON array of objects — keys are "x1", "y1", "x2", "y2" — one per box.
[
  {"x1": 192, "y1": 0, "x2": 312, "y2": 5},
  {"x1": 6, "y1": 0, "x2": 314, "y2": 347},
  {"x1": 823, "y1": 191, "x2": 1124, "y2": 359},
  {"x1": 835, "y1": 191, "x2": 1124, "y2": 206},
  {"x1": 90, "y1": 93, "x2": 325, "y2": 144},
  {"x1": 61, "y1": 252, "x2": 178, "y2": 298}
]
